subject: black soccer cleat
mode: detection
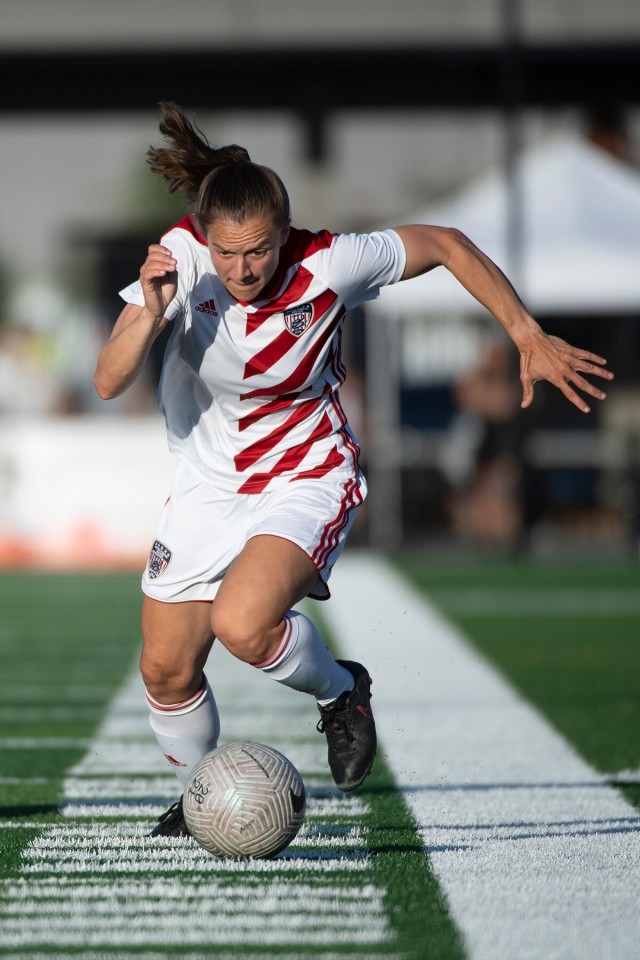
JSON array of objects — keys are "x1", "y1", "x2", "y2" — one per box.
[
  {"x1": 316, "y1": 659, "x2": 377, "y2": 792},
  {"x1": 149, "y1": 796, "x2": 190, "y2": 838}
]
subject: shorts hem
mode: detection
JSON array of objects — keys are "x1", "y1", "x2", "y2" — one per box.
[
  {"x1": 141, "y1": 579, "x2": 221, "y2": 604},
  {"x1": 246, "y1": 530, "x2": 331, "y2": 600}
]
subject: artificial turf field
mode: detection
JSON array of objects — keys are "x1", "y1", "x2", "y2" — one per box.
[{"x1": 0, "y1": 554, "x2": 639, "y2": 958}]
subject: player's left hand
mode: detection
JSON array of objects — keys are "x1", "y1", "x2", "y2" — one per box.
[{"x1": 519, "y1": 332, "x2": 613, "y2": 413}]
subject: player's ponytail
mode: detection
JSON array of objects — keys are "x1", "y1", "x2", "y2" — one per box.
[{"x1": 147, "y1": 102, "x2": 290, "y2": 230}]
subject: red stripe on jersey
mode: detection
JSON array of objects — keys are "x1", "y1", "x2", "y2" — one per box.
[
  {"x1": 164, "y1": 215, "x2": 208, "y2": 246},
  {"x1": 234, "y1": 396, "x2": 325, "y2": 472},
  {"x1": 242, "y1": 229, "x2": 337, "y2": 316},
  {"x1": 243, "y1": 287, "x2": 339, "y2": 381},
  {"x1": 245, "y1": 266, "x2": 316, "y2": 336},
  {"x1": 272, "y1": 414, "x2": 335, "y2": 472},
  {"x1": 236, "y1": 474, "x2": 272, "y2": 494},
  {"x1": 290, "y1": 444, "x2": 346, "y2": 481},
  {"x1": 238, "y1": 392, "x2": 312, "y2": 432},
  {"x1": 237, "y1": 412, "x2": 335, "y2": 493},
  {"x1": 243, "y1": 328, "x2": 297, "y2": 381},
  {"x1": 312, "y1": 478, "x2": 357, "y2": 571},
  {"x1": 239, "y1": 373, "x2": 340, "y2": 432},
  {"x1": 331, "y1": 325, "x2": 347, "y2": 384},
  {"x1": 283, "y1": 227, "x2": 337, "y2": 264},
  {"x1": 329, "y1": 391, "x2": 349, "y2": 428},
  {"x1": 312, "y1": 431, "x2": 363, "y2": 571},
  {"x1": 243, "y1": 305, "x2": 346, "y2": 400}
]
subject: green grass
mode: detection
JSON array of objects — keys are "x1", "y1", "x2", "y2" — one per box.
[
  {"x1": 395, "y1": 554, "x2": 640, "y2": 809},
  {"x1": 4, "y1": 557, "x2": 637, "y2": 956},
  {"x1": 364, "y1": 766, "x2": 464, "y2": 959},
  {"x1": 0, "y1": 571, "x2": 463, "y2": 959},
  {"x1": 317, "y1": 607, "x2": 465, "y2": 959},
  {"x1": 0, "y1": 573, "x2": 141, "y2": 872}
]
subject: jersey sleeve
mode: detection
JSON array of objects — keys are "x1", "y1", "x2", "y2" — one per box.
[
  {"x1": 325, "y1": 228, "x2": 407, "y2": 311},
  {"x1": 118, "y1": 227, "x2": 197, "y2": 323}
]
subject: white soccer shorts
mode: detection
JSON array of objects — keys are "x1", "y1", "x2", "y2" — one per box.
[{"x1": 142, "y1": 460, "x2": 367, "y2": 603}]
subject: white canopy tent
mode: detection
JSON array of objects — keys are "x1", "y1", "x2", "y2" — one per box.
[
  {"x1": 364, "y1": 135, "x2": 640, "y2": 548},
  {"x1": 372, "y1": 134, "x2": 640, "y2": 318}
]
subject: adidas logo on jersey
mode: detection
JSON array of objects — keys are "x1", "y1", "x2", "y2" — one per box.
[{"x1": 195, "y1": 298, "x2": 218, "y2": 316}]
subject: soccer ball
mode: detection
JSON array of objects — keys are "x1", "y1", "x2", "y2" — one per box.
[{"x1": 183, "y1": 741, "x2": 306, "y2": 859}]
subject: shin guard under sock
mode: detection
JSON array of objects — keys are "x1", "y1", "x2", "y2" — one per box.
[
  {"x1": 255, "y1": 610, "x2": 353, "y2": 706},
  {"x1": 146, "y1": 676, "x2": 220, "y2": 786}
]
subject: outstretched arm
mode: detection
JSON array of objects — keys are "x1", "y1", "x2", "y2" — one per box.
[
  {"x1": 393, "y1": 224, "x2": 613, "y2": 413},
  {"x1": 94, "y1": 244, "x2": 177, "y2": 400}
]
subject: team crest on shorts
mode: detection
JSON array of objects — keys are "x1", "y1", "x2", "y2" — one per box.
[
  {"x1": 148, "y1": 540, "x2": 172, "y2": 579},
  {"x1": 284, "y1": 302, "x2": 313, "y2": 336}
]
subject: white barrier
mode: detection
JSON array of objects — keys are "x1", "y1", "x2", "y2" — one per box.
[{"x1": 0, "y1": 416, "x2": 176, "y2": 569}]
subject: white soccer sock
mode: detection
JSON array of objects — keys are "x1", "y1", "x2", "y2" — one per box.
[
  {"x1": 255, "y1": 610, "x2": 353, "y2": 706},
  {"x1": 146, "y1": 676, "x2": 220, "y2": 786}
]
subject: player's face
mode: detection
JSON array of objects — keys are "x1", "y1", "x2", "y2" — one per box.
[{"x1": 206, "y1": 215, "x2": 290, "y2": 302}]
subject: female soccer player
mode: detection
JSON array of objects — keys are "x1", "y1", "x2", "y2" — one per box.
[{"x1": 94, "y1": 103, "x2": 612, "y2": 837}]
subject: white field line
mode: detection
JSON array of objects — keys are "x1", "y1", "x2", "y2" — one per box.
[
  {"x1": 423, "y1": 587, "x2": 640, "y2": 617},
  {"x1": 0, "y1": 686, "x2": 115, "y2": 702},
  {"x1": 0, "y1": 738, "x2": 91, "y2": 749},
  {"x1": 7, "y1": 879, "x2": 383, "y2": 900},
  {"x1": 323, "y1": 553, "x2": 640, "y2": 960},
  {"x1": 2, "y1": 637, "x2": 393, "y2": 953},
  {"x1": 0, "y1": 778, "x2": 48, "y2": 785},
  {"x1": 58, "y1": 796, "x2": 368, "y2": 820},
  {"x1": 4, "y1": 955, "x2": 403, "y2": 960},
  {"x1": 0, "y1": 707, "x2": 101, "y2": 721}
]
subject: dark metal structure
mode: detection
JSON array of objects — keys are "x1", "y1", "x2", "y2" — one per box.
[{"x1": 2, "y1": 43, "x2": 639, "y2": 160}]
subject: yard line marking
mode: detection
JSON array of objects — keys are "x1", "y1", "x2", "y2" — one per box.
[
  {"x1": 60, "y1": 803, "x2": 180, "y2": 819},
  {"x1": 63, "y1": 775, "x2": 179, "y2": 798},
  {"x1": 19, "y1": 856, "x2": 371, "y2": 875},
  {"x1": 426, "y1": 587, "x2": 640, "y2": 616},
  {"x1": 1, "y1": 917, "x2": 390, "y2": 948},
  {"x1": 0, "y1": 777, "x2": 48, "y2": 785},
  {"x1": 0, "y1": 706, "x2": 101, "y2": 721},
  {"x1": 64, "y1": 740, "x2": 329, "y2": 776},
  {"x1": 0, "y1": 686, "x2": 115, "y2": 702},
  {"x1": 7, "y1": 879, "x2": 384, "y2": 899},
  {"x1": 611, "y1": 767, "x2": 640, "y2": 783},
  {"x1": 20, "y1": 824, "x2": 367, "y2": 855},
  {"x1": 60, "y1": 795, "x2": 369, "y2": 820},
  {"x1": 0, "y1": 738, "x2": 91, "y2": 748},
  {"x1": 2, "y1": 632, "x2": 392, "y2": 953},
  {"x1": 324, "y1": 553, "x2": 640, "y2": 960},
  {"x1": 5, "y1": 954, "x2": 402, "y2": 960}
]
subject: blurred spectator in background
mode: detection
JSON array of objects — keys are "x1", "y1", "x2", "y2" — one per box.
[
  {"x1": 0, "y1": 320, "x2": 65, "y2": 414},
  {"x1": 442, "y1": 335, "x2": 524, "y2": 548},
  {"x1": 0, "y1": 280, "x2": 154, "y2": 416}
]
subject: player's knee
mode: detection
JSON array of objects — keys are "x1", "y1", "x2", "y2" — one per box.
[
  {"x1": 210, "y1": 603, "x2": 271, "y2": 665},
  {"x1": 139, "y1": 650, "x2": 199, "y2": 704}
]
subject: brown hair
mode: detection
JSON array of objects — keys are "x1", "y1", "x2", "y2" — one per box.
[{"x1": 147, "y1": 102, "x2": 290, "y2": 230}]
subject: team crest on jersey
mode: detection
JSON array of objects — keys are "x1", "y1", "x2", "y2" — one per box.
[
  {"x1": 148, "y1": 540, "x2": 172, "y2": 579},
  {"x1": 284, "y1": 302, "x2": 313, "y2": 337}
]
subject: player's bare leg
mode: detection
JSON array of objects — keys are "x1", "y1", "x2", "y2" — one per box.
[
  {"x1": 141, "y1": 597, "x2": 214, "y2": 704},
  {"x1": 141, "y1": 598, "x2": 220, "y2": 837},
  {"x1": 211, "y1": 535, "x2": 376, "y2": 791},
  {"x1": 209, "y1": 534, "x2": 320, "y2": 663}
]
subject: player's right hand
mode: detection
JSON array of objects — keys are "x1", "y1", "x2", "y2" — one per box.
[{"x1": 140, "y1": 244, "x2": 178, "y2": 320}]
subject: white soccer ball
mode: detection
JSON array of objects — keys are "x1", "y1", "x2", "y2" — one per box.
[{"x1": 183, "y1": 741, "x2": 306, "y2": 859}]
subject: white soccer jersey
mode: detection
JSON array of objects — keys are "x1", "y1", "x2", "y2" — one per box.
[{"x1": 120, "y1": 217, "x2": 406, "y2": 494}]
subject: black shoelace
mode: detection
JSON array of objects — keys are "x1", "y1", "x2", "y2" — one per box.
[
  {"x1": 317, "y1": 698, "x2": 355, "y2": 744},
  {"x1": 157, "y1": 798, "x2": 184, "y2": 827}
]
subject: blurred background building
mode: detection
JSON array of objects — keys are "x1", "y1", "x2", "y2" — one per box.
[{"x1": 0, "y1": 0, "x2": 639, "y2": 566}]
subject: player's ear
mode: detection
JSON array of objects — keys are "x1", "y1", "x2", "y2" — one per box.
[{"x1": 279, "y1": 221, "x2": 291, "y2": 246}]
